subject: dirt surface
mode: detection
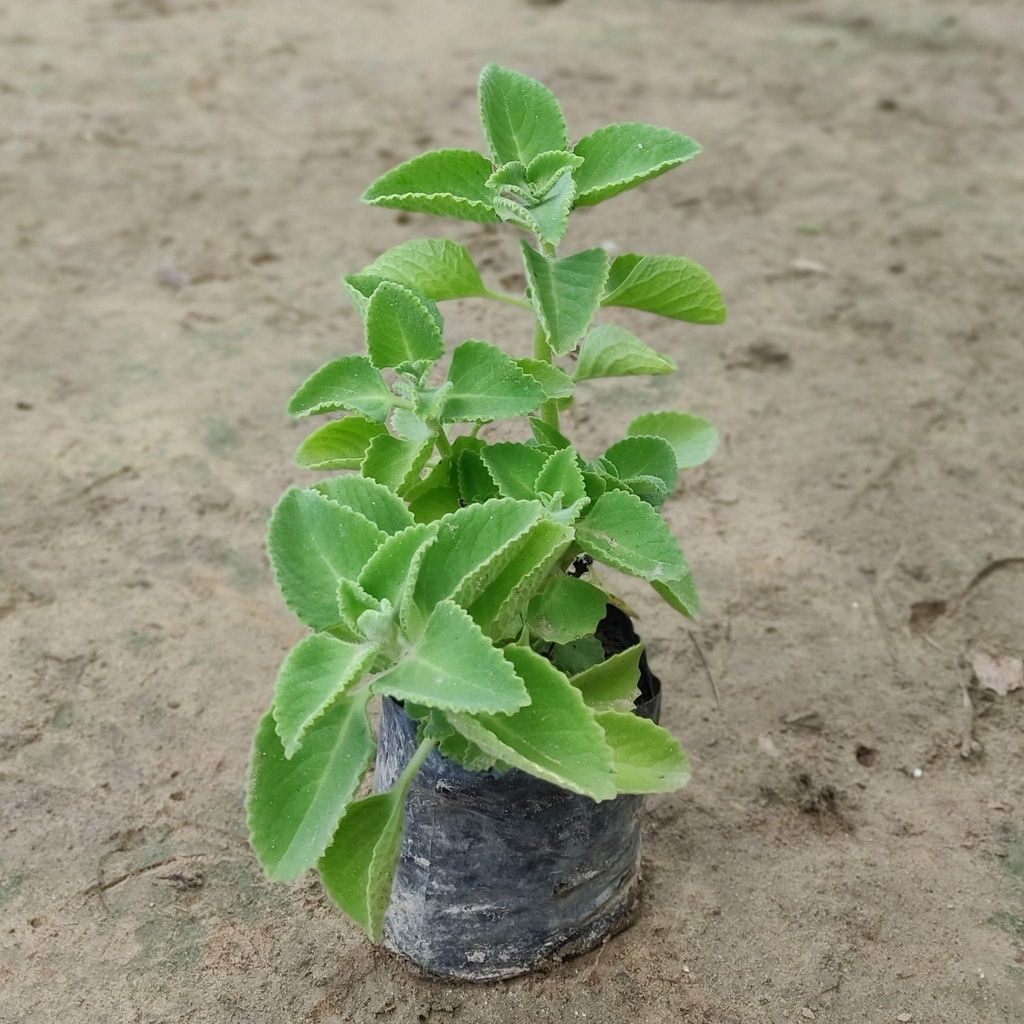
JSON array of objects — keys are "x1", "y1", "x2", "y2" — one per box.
[{"x1": 3, "y1": 1, "x2": 1023, "y2": 1021}]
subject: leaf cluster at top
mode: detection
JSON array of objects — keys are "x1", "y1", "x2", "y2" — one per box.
[{"x1": 246, "y1": 63, "x2": 726, "y2": 941}]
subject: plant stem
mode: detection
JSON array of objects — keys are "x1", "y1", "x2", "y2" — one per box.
[
  {"x1": 398, "y1": 736, "x2": 436, "y2": 789},
  {"x1": 482, "y1": 288, "x2": 532, "y2": 310},
  {"x1": 434, "y1": 429, "x2": 453, "y2": 458},
  {"x1": 533, "y1": 322, "x2": 560, "y2": 430}
]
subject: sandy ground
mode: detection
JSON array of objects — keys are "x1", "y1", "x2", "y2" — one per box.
[{"x1": 2, "y1": 0, "x2": 1023, "y2": 1021}]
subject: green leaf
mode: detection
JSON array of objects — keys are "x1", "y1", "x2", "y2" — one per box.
[
  {"x1": 318, "y1": 790, "x2": 401, "y2": 940},
  {"x1": 359, "y1": 239, "x2": 488, "y2": 301},
  {"x1": 603, "y1": 253, "x2": 726, "y2": 325},
  {"x1": 494, "y1": 166, "x2": 576, "y2": 247},
  {"x1": 295, "y1": 417, "x2": 387, "y2": 470},
  {"x1": 412, "y1": 497, "x2": 544, "y2": 613},
  {"x1": 317, "y1": 736, "x2": 432, "y2": 944},
  {"x1": 467, "y1": 519, "x2": 574, "y2": 638},
  {"x1": 272, "y1": 635, "x2": 377, "y2": 758},
  {"x1": 573, "y1": 123, "x2": 701, "y2": 207},
  {"x1": 550, "y1": 635, "x2": 605, "y2": 676},
  {"x1": 479, "y1": 442, "x2": 548, "y2": 500},
  {"x1": 448, "y1": 645, "x2": 616, "y2": 800},
  {"x1": 529, "y1": 416, "x2": 571, "y2": 449},
  {"x1": 603, "y1": 436, "x2": 678, "y2": 497},
  {"x1": 288, "y1": 355, "x2": 394, "y2": 422},
  {"x1": 571, "y1": 643, "x2": 643, "y2": 709},
  {"x1": 364, "y1": 281, "x2": 444, "y2": 369},
  {"x1": 424, "y1": 710, "x2": 499, "y2": 772},
  {"x1": 573, "y1": 324, "x2": 676, "y2": 382},
  {"x1": 527, "y1": 575, "x2": 607, "y2": 644},
  {"x1": 521, "y1": 244, "x2": 609, "y2": 356},
  {"x1": 652, "y1": 573, "x2": 701, "y2": 619},
  {"x1": 596, "y1": 711, "x2": 691, "y2": 794},
  {"x1": 524, "y1": 149, "x2": 585, "y2": 192},
  {"x1": 457, "y1": 448, "x2": 499, "y2": 504},
  {"x1": 442, "y1": 340, "x2": 545, "y2": 422},
  {"x1": 627, "y1": 411, "x2": 718, "y2": 469},
  {"x1": 515, "y1": 358, "x2": 574, "y2": 401},
  {"x1": 268, "y1": 488, "x2": 386, "y2": 630},
  {"x1": 362, "y1": 148, "x2": 499, "y2": 223},
  {"x1": 361, "y1": 435, "x2": 433, "y2": 495},
  {"x1": 343, "y1": 274, "x2": 384, "y2": 318},
  {"x1": 478, "y1": 63, "x2": 568, "y2": 166},
  {"x1": 390, "y1": 405, "x2": 431, "y2": 443},
  {"x1": 487, "y1": 150, "x2": 583, "y2": 197},
  {"x1": 337, "y1": 578, "x2": 381, "y2": 636},
  {"x1": 404, "y1": 457, "x2": 461, "y2": 523},
  {"x1": 357, "y1": 522, "x2": 438, "y2": 608},
  {"x1": 372, "y1": 599, "x2": 529, "y2": 714},
  {"x1": 315, "y1": 474, "x2": 416, "y2": 535},
  {"x1": 575, "y1": 490, "x2": 686, "y2": 582},
  {"x1": 247, "y1": 694, "x2": 375, "y2": 881},
  {"x1": 535, "y1": 447, "x2": 586, "y2": 512}
]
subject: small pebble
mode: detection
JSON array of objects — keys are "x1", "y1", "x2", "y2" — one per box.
[
  {"x1": 801, "y1": 1009, "x2": 815, "y2": 1020},
  {"x1": 896, "y1": 1015, "x2": 912, "y2": 1023},
  {"x1": 911, "y1": 768, "x2": 923, "y2": 779}
]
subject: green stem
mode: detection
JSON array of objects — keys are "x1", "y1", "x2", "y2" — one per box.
[
  {"x1": 398, "y1": 736, "x2": 436, "y2": 789},
  {"x1": 434, "y1": 429, "x2": 453, "y2": 458},
  {"x1": 482, "y1": 288, "x2": 532, "y2": 310},
  {"x1": 533, "y1": 322, "x2": 560, "y2": 430}
]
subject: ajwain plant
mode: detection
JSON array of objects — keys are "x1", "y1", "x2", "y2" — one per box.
[{"x1": 247, "y1": 64, "x2": 726, "y2": 940}]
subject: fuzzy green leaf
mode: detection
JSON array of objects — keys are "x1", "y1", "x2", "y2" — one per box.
[
  {"x1": 527, "y1": 575, "x2": 607, "y2": 644},
  {"x1": 447, "y1": 645, "x2": 616, "y2": 799},
  {"x1": 488, "y1": 150, "x2": 583, "y2": 197},
  {"x1": 359, "y1": 239, "x2": 489, "y2": 302},
  {"x1": 362, "y1": 149, "x2": 498, "y2": 224},
  {"x1": 268, "y1": 488, "x2": 386, "y2": 630},
  {"x1": 315, "y1": 474, "x2": 416, "y2": 535},
  {"x1": 412, "y1": 498, "x2": 544, "y2": 613},
  {"x1": 521, "y1": 244, "x2": 609, "y2": 356},
  {"x1": 652, "y1": 573, "x2": 701, "y2": 619},
  {"x1": 365, "y1": 281, "x2": 444, "y2": 369},
  {"x1": 573, "y1": 123, "x2": 701, "y2": 207},
  {"x1": 288, "y1": 355, "x2": 394, "y2": 421},
  {"x1": 575, "y1": 490, "x2": 686, "y2": 582},
  {"x1": 318, "y1": 784, "x2": 405, "y2": 941},
  {"x1": 596, "y1": 711, "x2": 691, "y2": 794},
  {"x1": 442, "y1": 340, "x2": 545, "y2": 422},
  {"x1": 457, "y1": 448, "x2": 500, "y2": 504},
  {"x1": 604, "y1": 436, "x2": 678, "y2": 497},
  {"x1": 337, "y1": 578, "x2": 381, "y2": 636},
  {"x1": 361, "y1": 435, "x2": 433, "y2": 495},
  {"x1": 424, "y1": 710, "x2": 499, "y2": 773},
  {"x1": 468, "y1": 519, "x2": 574, "y2": 638},
  {"x1": 272, "y1": 636, "x2": 376, "y2": 758},
  {"x1": 479, "y1": 442, "x2": 549, "y2": 500},
  {"x1": 529, "y1": 416, "x2": 571, "y2": 450},
  {"x1": 573, "y1": 324, "x2": 676, "y2": 382},
  {"x1": 357, "y1": 522, "x2": 438, "y2": 608},
  {"x1": 478, "y1": 63, "x2": 568, "y2": 166},
  {"x1": 603, "y1": 253, "x2": 726, "y2": 324},
  {"x1": 535, "y1": 446, "x2": 586, "y2": 511},
  {"x1": 494, "y1": 166, "x2": 576, "y2": 247},
  {"x1": 515, "y1": 358, "x2": 574, "y2": 400},
  {"x1": 247, "y1": 694, "x2": 375, "y2": 881},
  {"x1": 550, "y1": 636, "x2": 606, "y2": 676},
  {"x1": 571, "y1": 643, "x2": 643, "y2": 709},
  {"x1": 372, "y1": 599, "x2": 530, "y2": 714},
  {"x1": 627, "y1": 411, "x2": 718, "y2": 469},
  {"x1": 294, "y1": 417, "x2": 387, "y2": 470},
  {"x1": 404, "y1": 457, "x2": 460, "y2": 524}
]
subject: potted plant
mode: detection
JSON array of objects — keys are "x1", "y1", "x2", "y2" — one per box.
[{"x1": 246, "y1": 63, "x2": 726, "y2": 981}]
